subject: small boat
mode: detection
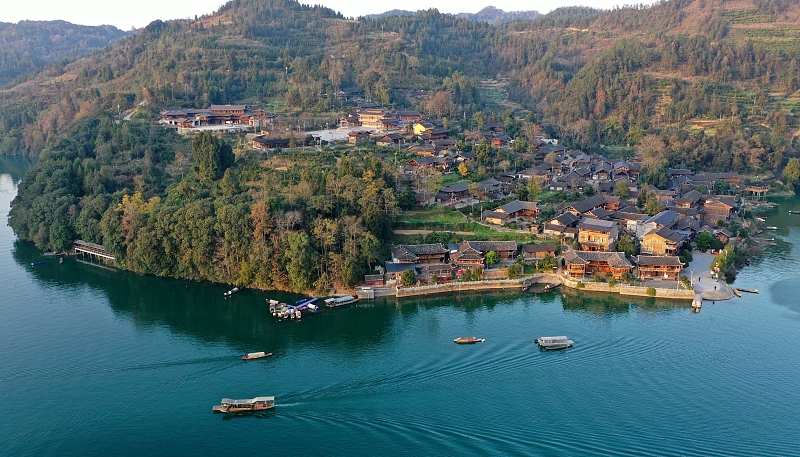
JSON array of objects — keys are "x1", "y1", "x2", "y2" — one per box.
[
  {"x1": 242, "y1": 352, "x2": 272, "y2": 360},
  {"x1": 454, "y1": 337, "x2": 485, "y2": 344},
  {"x1": 324, "y1": 295, "x2": 359, "y2": 308},
  {"x1": 732, "y1": 288, "x2": 742, "y2": 297},
  {"x1": 31, "y1": 261, "x2": 46, "y2": 266},
  {"x1": 59, "y1": 258, "x2": 63, "y2": 264},
  {"x1": 737, "y1": 288, "x2": 759, "y2": 294},
  {"x1": 765, "y1": 226, "x2": 778, "y2": 230},
  {"x1": 544, "y1": 283, "x2": 561, "y2": 291},
  {"x1": 212, "y1": 396, "x2": 275, "y2": 414},
  {"x1": 535, "y1": 336, "x2": 573, "y2": 350},
  {"x1": 224, "y1": 287, "x2": 240, "y2": 297},
  {"x1": 789, "y1": 211, "x2": 800, "y2": 215}
]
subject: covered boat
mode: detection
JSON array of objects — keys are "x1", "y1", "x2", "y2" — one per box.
[
  {"x1": 454, "y1": 336, "x2": 485, "y2": 344},
  {"x1": 535, "y1": 336, "x2": 573, "y2": 350},
  {"x1": 212, "y1": 396, "x2": 275, "y2": 413},
  {"x1": 242, "y1": 352, "x2": 272, "y2": 360},
  {"x1": 324, "y1": 295, "x2": 359, "y2": 308}
]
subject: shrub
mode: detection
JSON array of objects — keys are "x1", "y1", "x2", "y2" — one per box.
[
  {"x1": 576, "y1": 281, "x2": 585, "y2": 289},
  {"x1": 608, "y1": 278, "x2": 617, "y2": 287},
  {"x1": 646, "y1": 286, "x2": 656, "y2": 297}
]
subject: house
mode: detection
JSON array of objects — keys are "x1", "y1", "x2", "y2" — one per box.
[
  {"x1": 635, "y1": 255, "x2": 684, "y2": 280},
  {"x1": 521, "y1": 243, "x2": 558, "y2": 260},
  {"x1": 423, "y1": 263, "x2": 455, "y2": 282},
  {"x1": 495, "y1": 200, "x2": 540, "y2": 221},
  {"x1": 396, "y1": 110, "x2": 423, "y2": 122},
  {"x1": 577, "y1": 218, "x2": 619, "y2": 252},
  {"x1": 348, "y1": 131, "x2": 371, "y2": 144},
  {"x1": 391, "y1": 244, "x2": 449, "y2": 264},
  {"x1": 675, "y1": 190, "x2": 702, "y2": 208},
  {"x1": 407, "y1": 144, "x2": 438, "y2": 157},
  {"x1": 567, "y1": 194, "x2": 608, "y2": 216},
  {"x1": 542, "y1": 212, "x2": 580, "y2": 239},
  {"x1": 413, "y1": 122, "x2": 436, "y2": 135},
  {"x1": 408, "y1": 157, "x2": 451, "y2": 172},
  {"x1": 358, "y1": 108, "x2": 390, "y2": 129},
  {"x1": 593, "y1": 161, "x2": 613, "y2": 181},
  {"x1": 640, "y1": 227, "x2": 684, "y2": 256},
  {"x1": 700, "y1": 196, "x2": 737, "y2": 225},
  {"x1": 364, "y1": 274, "x2": 385, "y2": 286},
  {"x1": 563, "y1": 250, "x2": 634, "y2": 279},
  {"x1": 436, "y1": 182, "x2": 470, "y2": 203},
  {"x1": 451, "y1": 241, "x2": 518, "y2": 266},
  {"x1": 715, "y1": 228, "x2": 734, "y2": 245},
  {"x1": 384, "y1": 261, "x2": 418, "y2": 282},
  {"x1": 482, "y1": 210, "x2": 509, "y2": 225},
  {"x1": 376, "y1": 133, "x2": 406, "y2": 147},
  {"x1": 550, "y1": 171, "x2": 585, "y2": 191},
  {"x1": 453, "y1": 151, "x2": 477, "y2": 162},
  {"x1": 491, "y1": 134, "x2": 512, "y2": 147},
  {"x1": 745, "y1": 181, "x2": 769, "y2": 198},
  {"x1": 420, "y1": 127, "x2": 450, "y2": 141},
  {"x1": 432, "y1": 139, "x2": 458, "y2": 151}
]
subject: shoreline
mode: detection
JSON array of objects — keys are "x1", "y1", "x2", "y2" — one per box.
[{"x1": 385, "y1": 272, "x2": 697, "y2": 301}]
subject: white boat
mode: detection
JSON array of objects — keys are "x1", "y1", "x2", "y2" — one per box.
[
  {"x1": 212, "y1": 396, "x2": 275, "y2": 413},
  {"x1": 535, "y1": 336, "x2": 573, "y2": 350},
  {"x1": 324, "y1": 295, "x2": 359, "y2": 308},
  {"x1": 765, "y1": 226, "x2": 778, "y2": 230},
  {"x1": 224, "y1": 287, "x2": 240, "y2": 296}
]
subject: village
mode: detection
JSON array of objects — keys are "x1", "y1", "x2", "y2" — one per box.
[{"x1": 159, "y1": 102, "x2": 773, "y2": 301}]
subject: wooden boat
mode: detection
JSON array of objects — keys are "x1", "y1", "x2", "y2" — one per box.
[
  {"x1": 31, "y1": 261, "x2": 46, "y2": 266},
  {"x1": 789, "y1": 211, "x2": 800, "y2": 215},
  {"x1": 324, "y1": 295, "x2": 359, "y2": 308},
  {"x1": 212, "y1": 396, "x2": 275, "y2": 414},
  {"x1": 544, "y1": 283, "x2": 561, "y2": 291},
  {"x1": 535, "y1": 336, "x2": 573, "y2": 350},
  {"x1": 765, "y1": 226, "x2": 778, "y2": 230},
  {"x1": 242, "y1": 351, "x2": 272, "y2": 360},
  {"x1": 732, "y1": 288, "x2": 742, "y2": 298},
  {"x1": 454, "y1": 336, "x2": 485, "y2": 344},
  {"x1": 737, "y1": 288, "x2": 759, "y2": 294}
]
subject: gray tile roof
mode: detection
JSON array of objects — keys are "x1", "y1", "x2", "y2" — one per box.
[
  {"x1": 563, "y1": 250, "x2": 632, "y2": 268},
  {"x1": 636, "y1": 255, "x2": 684, "y2": 266}
]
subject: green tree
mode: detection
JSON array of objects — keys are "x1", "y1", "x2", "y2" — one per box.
[
  {"x1": 192, "y1": 131, "x2": 234, "y2": 180},
  {"x1": 695, "y1": 231, "x2": 713, "y2": 251},
  {"x1": 614, "y1": 180, "x2": 630, "y2": 198},
  {"x1": 285, "y1": 232, "x2": 316, "y2": 291},
  {"x1": 616, "y1": 234, "x2": 637, "y2": 257},
  {"x1": 484, "y1": 251, "x2": 500, "y2": 268},
  {"x1": 782, "y1": 158, "x2": 800, "y2": 188},
  {"x1": 400, "y1": 268, "x2": 417, "y2": 286},
  {"x1": 528, "y1": 179, "x2": 541, "y2": 201},
  {"x1": 713, "y1": 179, "x2": 729, "y2": 195}
]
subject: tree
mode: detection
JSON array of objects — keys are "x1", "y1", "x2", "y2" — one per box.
[
  {"x1": 713, "y1": 179, "x2": 729, "y2": 195},
  {"x1": 458, "y1": 162, "x2": 469, "y2": 178},
  {"x1": 484, "y1": 251, "x2": 500, "y2": 268},
  {"x1": 528, "y1": 179, "x2": 541, "y2": 201},
  {"x1": 192, "y1": 131, "x2": 233, "y2": 181},
  {"x1": 400, "y1": 268, "x2": 417, "y2": 286},
  {"x1": 616, "y1": 234, "x2": 637, "y2": 257},
  {"x1": 614, "y1": 180, "x2": 630, "y2": 198},
  {"x1": 285, "y1": 232, "x2": 316, "y2": 291},
  {"x1": 782, "y1": 158, "x2": 800, "y2": 189},
  {"x1": 645, "y1": 194, "x2": 664, "y2": 216},
  {"x1": 695, "y1": 231, "x2": 713, "y2": 251},
  {"x1": 426, "y1": 91, "x2": 453, "y2": 118}
]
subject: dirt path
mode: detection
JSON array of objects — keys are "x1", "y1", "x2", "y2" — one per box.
[{"x1": 394, "y1": 229, "x2": 475, "y2": 236}]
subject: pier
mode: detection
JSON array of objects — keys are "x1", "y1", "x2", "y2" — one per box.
[{"x1": 72, "y1": 240, "x2": 116, "y2": 263}]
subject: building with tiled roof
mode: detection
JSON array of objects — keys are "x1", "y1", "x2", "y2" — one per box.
[
  {"x1": 635, "y1": 255, "x2": 684, "y2": 280},
  {"x1": 563, "y1": 250, "x2": 633, "y2": 279},
  {"x1": 391, "y1": 244, "x2": 448, "y2": 264},
  {"x1": 640, "y1": 227, "x2": 685, "y2": 256},
  {"x1": 577, "y1": 218, "x2": 619, "y2": 251},
  {"x1": 521, "y1": 243, "x2": 558, "y2": 260}
]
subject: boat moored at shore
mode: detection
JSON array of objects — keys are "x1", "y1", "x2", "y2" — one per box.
[
  {"x1": 324, "y1": 296, "x2": 359, "y2": 308},
  {"x1": 212, "y1": 396, "x2": 275, "y2": 414},
  {"x1": 535, "y1": 336, "x2": 573, "y2": 350}
]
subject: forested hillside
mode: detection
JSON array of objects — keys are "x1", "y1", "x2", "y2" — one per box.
[
  {"x1": 0, "y1": 20, "x2": 129, "y2": 87},
  {"x1": 0, "y1": 0, "x2": 797, "y2": 164}
]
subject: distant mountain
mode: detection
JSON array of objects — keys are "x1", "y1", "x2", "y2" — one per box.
[
  {"x1": 0, "y1": 20, "x2": 130, "y2": 86},
  {"x1": 364, "y1": 6, "x2": 540, "y2": 24},
  {"x1": 456, "y1": 6, "x2": 541, "y2": 24}
]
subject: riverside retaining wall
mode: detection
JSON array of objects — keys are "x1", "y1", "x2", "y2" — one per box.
[
  {"x1": 561, "y1": 277, "x2": 695, "y2": 300},
  {"x1": 395, "y1": 274, "x2": 563, "y2": 298}
]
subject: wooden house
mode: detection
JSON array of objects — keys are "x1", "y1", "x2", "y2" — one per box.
[
  {"x1": 436, "y1": 182, "x2": 470, "y2": 203},
  {"x1": 640, "y1": 227, "x2": 684, "y2": 256},
  {"x1": 451, "y1": 241, "x2": 517, "y2": 265},
  {"x1": 495, "y1": 200, "x2": 540, "y2": 221},
  {"x1": 348, "y1": 131, "x2": 371, "y2": 144},
  {"x1": 577, "y1": 218, "x2": 619, "y2": 252},
  {"x1": 376, "y1": 133, "x2": 405, "y2": 147},
  {"x1": 635, "y1": 255, "x2": 683, "y2": 281},
  {"x1": 481, "y1": 210, "x2": 509, "y2": 225},
  {"x1": 391, "y1": 244, "x2": 448, "y2": 264},
  {"x1": 700, "y1": 197, "x2": 737, "y2": 225},
  {"x1": 521, "y1": 243, "x2": 558, "y2": 260},
  {"x1": 563, "y1": 250, "x2": 633, "y2": 279}
]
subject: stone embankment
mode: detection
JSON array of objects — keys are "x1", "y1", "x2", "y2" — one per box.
[
  {"x1": 560, "y1": 277, "x2": 696, "y2": 300},
  {"x1": 395, "y1": 274, "x2": 561, "y2": 298}
]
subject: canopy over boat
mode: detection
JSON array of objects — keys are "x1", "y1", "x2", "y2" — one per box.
[{"x1": 220, "y1": 396, "x2": 274, "y2": 406}]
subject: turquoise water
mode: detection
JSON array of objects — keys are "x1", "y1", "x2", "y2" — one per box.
[{"x1": 1, "y1": 158, "x2": 799, "y2": 456}]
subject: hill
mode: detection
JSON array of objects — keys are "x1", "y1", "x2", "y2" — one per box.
[
  {"x1": 0, "y1": 0, "x2": 797, "y2": 170},
  {"x1": 0, "y1": 20, "x2": 130, "y2": 87},
  {"x1": 366, "y1": 6, "x2": 541, "y2": 24}
]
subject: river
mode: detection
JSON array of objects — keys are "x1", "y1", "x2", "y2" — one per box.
[{"x1": 1, "y1": 156, "x2": 799, "y2": 456}]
